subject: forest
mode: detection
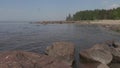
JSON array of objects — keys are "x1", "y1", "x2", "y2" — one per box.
[{"x1": 66, "y1": 7, "x2": 120, "y2": 21}]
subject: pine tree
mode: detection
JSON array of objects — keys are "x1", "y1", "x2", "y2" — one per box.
[{"x1": 66, "y1": 14, "x2": 72, "y2": 21}]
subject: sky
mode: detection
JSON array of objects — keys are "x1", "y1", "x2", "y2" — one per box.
[{"x1": 0, "y1": 0, "x2": 120, "y2": 21}]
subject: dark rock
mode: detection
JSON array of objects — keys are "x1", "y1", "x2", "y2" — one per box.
[
  {"x1": 0, "y1": 51, "x2": 71, "y2": 68},
  {"x1": 109, "y1": 63, "x2": 120, "y2": 68},
  {"x1": 46, "y1": 42, "x2": 75, "y2": 66}
]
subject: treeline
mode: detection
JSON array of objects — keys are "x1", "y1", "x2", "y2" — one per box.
[{"x1": 66, "y1": 7, "x2": 120, "y2": 21}]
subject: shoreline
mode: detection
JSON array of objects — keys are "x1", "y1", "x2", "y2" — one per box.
[
  {"x1": 34, "y1": 20, "x2": 120, "y2": 33},
  {"x1": 34, "y1": 20, "x2": 120, "y2": 25}
]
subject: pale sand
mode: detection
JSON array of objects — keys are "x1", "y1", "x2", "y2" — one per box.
[{"x1": 89, "y1": 20, "x2": 120, "y2": 25}]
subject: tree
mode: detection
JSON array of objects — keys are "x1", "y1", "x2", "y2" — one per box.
[
  {"x1": 66, "y1": 14, "x2": 73, "y2": 21},
  {"x1": 70, "y1": 7, "x2": 120, "y2": 21}
]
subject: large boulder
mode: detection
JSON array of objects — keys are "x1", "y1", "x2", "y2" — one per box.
[
  {"x1": 46, "y1": 42, "x2": 75, "y2": 66},
  {"x1": 0, "y1": 51, "x2": 71, "y2": 68},
  {"x1": 80, "y1": 44, "x2": 112, "y2": 64}
]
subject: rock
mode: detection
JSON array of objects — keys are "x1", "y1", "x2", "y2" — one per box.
[
  {"x1": 79, "y1": 63, "x2": 100, "y2": 68},
  {"x1": 109, "y1": 63, "x2": 120, "y2": 68},
  {"x1": 80, "y1": 44, "x2": 112, "y2": 64},
  {"x1": 0, "y1": 51, "x2": 71, "y2": 68},
  {"x1": 111, "y1": 48, "x2": 120, "y2": 62},
  {"x1": 91, "y1": 44, "x2": 111, "y2": 51},
  {"x1": 105, "y1": 40, "x2": 120, "y2": 48},
  {"x1": 97, "y1": 64, "x2": 109, "y2": 68},
  {"x1": 46, "y1": 42, "x2": 75, "y2": 66},
  {"x1": 114, "y1": 41, "x2": 120, "y2": 48},
  {"x1": 106, "y1": 41, "x2": 120, "y2": 62}
]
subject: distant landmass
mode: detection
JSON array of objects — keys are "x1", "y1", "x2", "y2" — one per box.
[{"x1": 66, "y1": 7, "x2": 120, "y2": 21}]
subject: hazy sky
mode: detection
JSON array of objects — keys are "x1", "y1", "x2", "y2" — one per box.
[{"x1": 0, "y1": 0, "x2": 120, "y2": 21}]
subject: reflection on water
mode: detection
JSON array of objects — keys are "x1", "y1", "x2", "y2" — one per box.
[{"x1": 0, "y1": 22, "x2": 120, "y2": 68}]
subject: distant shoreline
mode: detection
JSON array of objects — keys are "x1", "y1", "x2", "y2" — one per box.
[
  {"x1": 34, "y1": 20, "x2": 120, "y2": 33},
  {"x1": 34, "y1": 20, "x2": 120, "y2": 25},
  {"x1": 34, "y1": 21, "x2": 88, "y2": 24}
]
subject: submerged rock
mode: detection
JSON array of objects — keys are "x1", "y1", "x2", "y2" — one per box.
[
  {"x1": 0, "y1": 51, "x2": 71, "y2": 68},
  {"x1": 80, "y1": 44, "x2": 112, "y2": 64},
  {"x1": 46, "y1": 42, "x2": 75, "y2": 66}
]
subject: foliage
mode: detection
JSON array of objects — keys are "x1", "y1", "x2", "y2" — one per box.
[
  {"x1": 66, "y1": 7, "x2": 120, "y2": 21},
  {"x1": 66, "y1": 14, "x2": 73, "y2": 21}
]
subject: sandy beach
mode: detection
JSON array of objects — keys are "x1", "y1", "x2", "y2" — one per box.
[
  {"x1": 35, "y1": 20, "x2": 120, "y2": 25},
  {"x1": 89, "y1": 20, "x2": 120, "y2": 25}
]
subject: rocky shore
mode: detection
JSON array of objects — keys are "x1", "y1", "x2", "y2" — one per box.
[
  {"x1": 34, "y1": 21, "x2": 90, "y2": 24},
  {"x1": 0, "y1": 42, "x2": 74, "y2": 68},
  {"x1": 34, "y1": 20, "x2": 120, "y2": 33},
  {"x1": 34, "y1": 20, "x2": 120, "y2": 25},
  {"x1": 102, "y1": 24, "x2": 120, "y2": 33},
  {"x1": 80, "y1": 40, "x2": 120, "y2": 68},
  {"x1": 0, "y1": 41, "x2": 120, "y2": 68}
]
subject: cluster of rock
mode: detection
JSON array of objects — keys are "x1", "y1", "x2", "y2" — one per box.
[
  {"x1": 34, "y1": 21, "x2": 90, "y2": 24},
  {"x1": 0, "y1": 41, "x2": 120, "y2": 68},
  {"x1": 80, "y1": 41, "x2": 120, "y2": 68},
  {"x1": 102, "y1": 25, "x2": 120, "y2": 32},
  {"x1": 35, "y1": 21, "x2": 76, "y2": 24},
  {"x1": 0, "y1": 42, "x2": 75, "y2": 68}
]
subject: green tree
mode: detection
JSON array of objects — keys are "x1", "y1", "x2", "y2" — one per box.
[
  {"x1": 70, "y1": 7, "x2": 120, "y2": 21},
  {"x1": 66, "y1": 14, "x2": 73, "y2": 21}
]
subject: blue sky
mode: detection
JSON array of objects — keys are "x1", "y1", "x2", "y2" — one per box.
[{"x1": 0, "y1": 0, "x2": 120, "y2": 21}]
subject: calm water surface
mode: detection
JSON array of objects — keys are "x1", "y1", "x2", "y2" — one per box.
[{"x1": 0, "y1": 22, "x2": 120, "y2": 68}]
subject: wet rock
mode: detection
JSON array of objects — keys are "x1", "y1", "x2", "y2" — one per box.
[
  {"x1": 80, "y1": 44, "x2": 112, "y2": 64},
  {"x1": 0, "y1": 51, "x2": 71, "y2": 68},
  {"x1": 46, "y1": 42, "x2": 75, "y2": 66},
  {"x1": 97, "y1": 64, "x2": 109, "y2": 68}
]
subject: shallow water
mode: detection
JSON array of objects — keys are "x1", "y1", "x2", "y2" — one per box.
[{"x1": 0, "y1": 22, "x2": 120, "y2": 68}]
